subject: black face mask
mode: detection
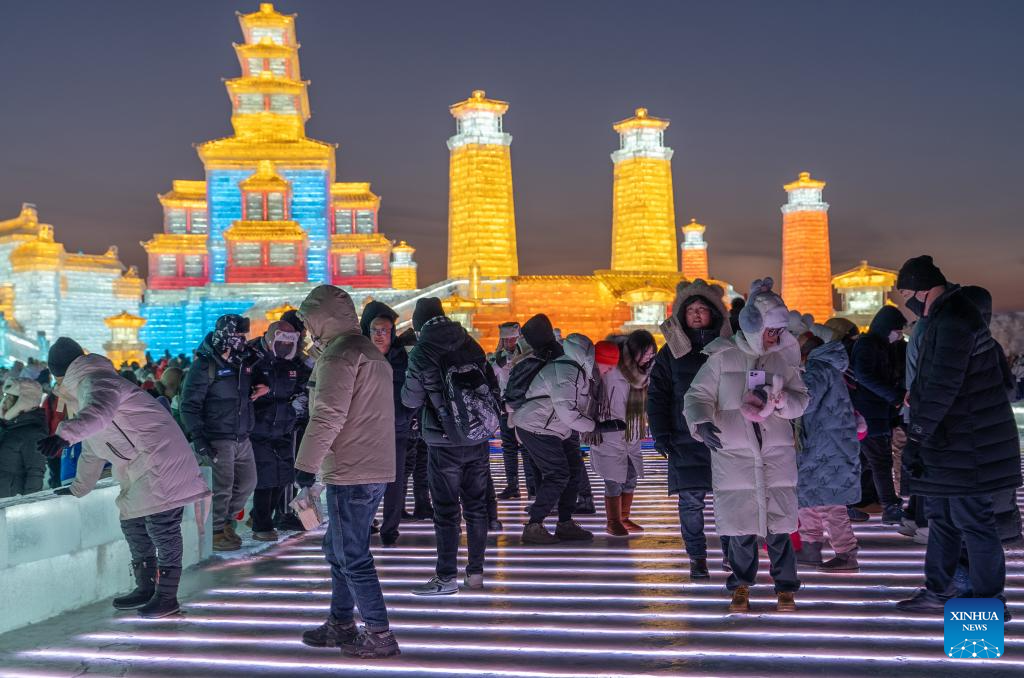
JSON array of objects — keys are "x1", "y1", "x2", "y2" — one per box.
[{"x1": 905, "y1": 294, "x2": 927, "y2": 318}]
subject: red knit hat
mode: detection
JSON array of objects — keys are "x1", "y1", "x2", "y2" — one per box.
[{"x1": 594, "y1": 340, "x2": 620, "y2": 367}]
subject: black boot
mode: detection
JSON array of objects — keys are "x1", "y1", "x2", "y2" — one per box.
[
  {"x1": 689, "y1": 557, "x2": 710, "y2": 579},
  {"x1": 139, "y1": 567, "x2": 181, "y2": 619},
  {"x1": 113, "y1": 559, "x2": 156, "y2": 610},
  {"x1": 574, "y1": 495, "x2": 596, "y2": 515}
]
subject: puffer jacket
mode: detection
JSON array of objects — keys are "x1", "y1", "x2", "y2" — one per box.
[
  {"x1": 0, "y1": 407, "x2": 47, "y2": 497},
  {"x1": 511, "y1": 334, "x2": 597, "y2": 440},
  {"x1": 402, "y1": 316, "x2": 497, "y2": 447},
  {"x1": 589, "y1": 366, "x2": 643, "y2": 484},
  {"x1": 57, "y1": 354, "x2": 211, "y2": 520},
  {"x1": 683, "y1": 331, "x2": 809, "y2": 537},
  {"x1": 648, "y1": 280, "x2": 732, "y2": 494},
  {"x1": 179, "y1": 334, "x2": 257, "y2": 442},
  {"x1": 851, "y1": 313, "x2": 904, "y2": 437},
  {"x1": 248, "y1": 338, "x2": 310, "y2": 440},
  {"x1": 360, "y1": 301, "x2": 413, "y2": 436},
  {"x1": 294, "y1": 286, "x2": 396, "y2": 485},
  {"x1": 907, "y1": 285, "x2": 1021, "y2": 497},
  {"x1": 797, "y1": 341, "x2": 861, "y2": 508}
]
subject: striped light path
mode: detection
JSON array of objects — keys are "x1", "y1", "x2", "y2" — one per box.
[{"x1": 2, "y1": 446, "x2": 1023, "y2": 677}]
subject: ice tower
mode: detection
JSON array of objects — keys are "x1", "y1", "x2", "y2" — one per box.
[
  {"x1": 680, "y1": 218, "x2": 710, "y2": 281},
  {"x1": 781, "y1": 171, "x2": 833, "y2": 320},
  {"x1": 446, "y1": 90, "x2": 518, "y2": 279},
  {"x1": 610, "y1": 108, "x2": 677, "y2": 272}
]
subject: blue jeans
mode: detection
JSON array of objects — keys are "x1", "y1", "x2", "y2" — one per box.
[
  {"x1": 603, "y1": 458, "x2": 639, "y2": 497},
  {"x1": 924, "y1": 495, "x2": 1006, "y2": 600},
  {"x1": 677, "y1": 490, "x2": 729, "y2": 560},
  {"x1": 323, "y1": 483, "x2": 389, "y2": 631}
]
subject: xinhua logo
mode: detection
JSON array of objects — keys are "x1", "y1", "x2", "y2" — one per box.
[{"x1": 944, "y1": 598, "x2": 1004, "y2": 658}]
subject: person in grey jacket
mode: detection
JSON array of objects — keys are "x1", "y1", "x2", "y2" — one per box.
[{"x1": 510, "y1": 316, "x2": 621, "y2": 545}]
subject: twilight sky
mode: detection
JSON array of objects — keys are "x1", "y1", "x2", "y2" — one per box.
[{"x1": 2, "y1": 1, "x2": 1022, "y2": 309}]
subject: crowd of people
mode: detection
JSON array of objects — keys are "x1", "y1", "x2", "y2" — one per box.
[{"x1": 0, "y1": 254, "x2": 1020, "y2": 660}]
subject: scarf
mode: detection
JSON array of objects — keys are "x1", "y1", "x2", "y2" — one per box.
[{"x1": 619, "y1": 343, "x2": 654, "y2": 442}]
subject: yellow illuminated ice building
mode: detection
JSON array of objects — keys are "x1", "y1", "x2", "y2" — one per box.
[
  {"x1": 0, "y1": 203, "x2": 143, "y2": 363},
  {"x1": 139, "y1": 4, "x2": 418, "y2": 353}
]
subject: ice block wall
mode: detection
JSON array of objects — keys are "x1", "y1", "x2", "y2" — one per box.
[{"x1": 0, "y1": 470, "x2": 212, "y2": 634}]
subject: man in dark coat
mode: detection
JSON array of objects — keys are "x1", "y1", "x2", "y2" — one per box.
[
  {"x1": 895, "y1": 256, "x2": 1021, "y2": 614},
  {"x1": 180, "y1": 314, "x2": 264, "y2": 551},
  {"x1": 402, "y1": 298, "x2": 499, "y2": 595},
  {"x1": 247, "y1": 320, "x2": 309, "y2": 541},
  {"x1": 647, "y1": 280, "x2": 733, "y2": 579},
  {"x1": 850, "y1": 305, "x2": 907, "y2": 524},
  {"x1": 361, "y1": 300, "x2": 414, "y2": 546}
]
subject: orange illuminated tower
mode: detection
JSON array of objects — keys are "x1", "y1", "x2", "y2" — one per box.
[
  {"x1": 446, "y1": 90, "x2": 518, "y2": 279},
  {"x1": 610, "y1": 108, "x2": 677, "y2": 272},
  {"x1": 680, "y1": 218, "x2": 709, "y2": 280},
  {"x1": 781, "y1": 171, "x2": 833, "y2": 320}
]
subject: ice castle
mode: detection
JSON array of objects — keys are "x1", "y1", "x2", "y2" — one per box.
[{"x1": 139, "y1": 3, "x2": 418, "y2": 355}]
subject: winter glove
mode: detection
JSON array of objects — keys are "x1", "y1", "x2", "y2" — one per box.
[
  {"x1": 53, "y1": 486, "x2": 73, "y2": 496},
  {"x1": 695, "y1": 422, "x2": 723, "y2": 451},
  {"x1": 191, "y1": 437, "x2": 215, "y2": 460},
  {"x1": 904, "y1": 438, "x2": 925, "y2": 479},
  {"x1": 38, "y1": 435, "x2": 69, "y2": 460},
  {"x1": 295, "y1": 469, "x2": 316, "y2": 488},
  {"x1": 596, "y1": 419, "x2": 627, "y2": 433},
  {"x1": 653, "y1": 438, "x2": 671, "y2": 459}
]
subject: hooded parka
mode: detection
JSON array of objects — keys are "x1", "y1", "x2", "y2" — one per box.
[
  {"x1": 57, "y1": 354, "x2": 211, "y2": 520},
  {"x1": 0, "y1": 379, "x2": 47, "y2": 497},
  {"x1": 511, "y1": 333, "x2": 597, "y2": 440},
  {"x1": 648, "y1": 280, "x2": 732, "y2": 494},
  {"x1": 360, "y1": 300, "x2": 413, "y2": 436},
  {"x1": 684, "y1": 325, "x2": 809, "y2": 537},
  {"x1": 294, "y1": 286, "x2": 396, "y2": 485},
  {"x1": 797, "y1": 341, "x2": 862, "y2": 508}
]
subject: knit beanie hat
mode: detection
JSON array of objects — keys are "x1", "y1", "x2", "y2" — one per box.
[
  {"x1": 738, "y1": 277, "x2": 789, "y2": 336},
  {"x1": 47, "y1": 337, "x2": 85, "y2": 378},
  {"x1": 594, "y1": 340, "x2": 621, "y2": 367},
  {"x1": 522, "y1": 314, "x2": 556, "y2": 350},
  {"x1": 896, "y1": 255, "x2": 946, "y2": 291},
  {"x1": 412, "y1": 297, "x2": 445, "y2": 331},
  {"x1": 499, "y1": 321, "x2": 521, "y2": 339}
]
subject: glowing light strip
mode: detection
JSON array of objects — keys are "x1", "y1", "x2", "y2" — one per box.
[
  {"x1": 278, "y1": 554, "x2": 939, "y2": 567},
  {"x1": 25, "y1": 646, "x2": 1023, "y2": 668}
]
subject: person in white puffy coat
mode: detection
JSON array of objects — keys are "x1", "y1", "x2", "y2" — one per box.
[
  {"x1": 39, "y1": 338, "x2": 211, "y2": 620},
  {"x1": 684, "y1": 279, "x2": 809, "y2": 613}
]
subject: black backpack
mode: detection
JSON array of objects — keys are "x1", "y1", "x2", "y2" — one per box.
[
  {"x1": 504, "y1": 354, "x2": 549, "y2": 410},
  {"x1": 430, "y1": 351, "x2": 500, "y2": 445}
]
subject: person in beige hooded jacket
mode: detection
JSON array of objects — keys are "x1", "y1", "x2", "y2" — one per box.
[{"x1": 293, "y1": 285, "x2": 400, "y2": 659}]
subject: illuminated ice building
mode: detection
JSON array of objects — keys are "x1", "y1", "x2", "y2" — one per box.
[
  {"x1": 0, "y1": 203, "x2": 142, "y2": 363},
  {"x1": 140, "y1": 4, "x2": 418, "y2": 354},
  {"x1": 441, "y1": 103, "x2": 735, "y2": 346}
]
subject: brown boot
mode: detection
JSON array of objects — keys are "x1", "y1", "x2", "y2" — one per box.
[
  {"x1": 213, "y1": 530, "x2": 241, "y2": 552},
  {"x1": 604, "y1": 495, "x2": 629, "y2": 536},
  {"x1": 776, "y1": 591, "x2": 797, "y2": 612},
  {"x1": 223, "y1": 521, "x2": 243, "y2": 545},
  {"x1": 620, "y1": 492, "x2": 643, "y2": 533},
  {"x1": 728, "y1": 585, "x2": 751, "y2": 613}
]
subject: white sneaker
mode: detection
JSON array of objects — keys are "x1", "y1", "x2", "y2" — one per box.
[
  {"x1": 913, "y1": 527, "x2": 930, "y2": 545},
  {"x1": 463, "y1": 572, "x2": 484, "y2": 590},
  {"x1": 411, "y1": 576, "x2": 458, "y2": 596}
]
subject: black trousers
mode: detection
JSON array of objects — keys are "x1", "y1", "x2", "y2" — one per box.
[
  {"x1": 427, "y1": 443, "x2": 490, "y2": 577},
  {"x1": 924, "y1": 495, "x2": 1006, "y2": 600},
  {"x1": 121, "y1": 506, "x2": 185, "y2": 569},
  {"x1": 860, "y1": 435, "x2": 898, "y2": 507},
  {"x1": 404, "y1": 437, "x2": 432, "y2": 512},
  {"x1": 380, "y1": 434, "x2": 409, "y2": 541},
  {"x1": 499, "y1": 414, "x2": 536, "y2": 494},
  {"x1": 251, "y1": 487, "x2": 283, "y2": 531},
  {"x1": 519, "y1": 429, "x2": 583, "y2": 524}
]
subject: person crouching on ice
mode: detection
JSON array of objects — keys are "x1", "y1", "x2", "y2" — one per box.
[
  {"x1": 38, "y1": 337, "x2": 211, "y2": 619},
  {"x1": 684, "y1": 278, "x2": 809, "y2": 613}
]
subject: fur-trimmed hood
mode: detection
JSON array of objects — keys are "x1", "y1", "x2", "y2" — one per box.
[{"x1": 660, "y1": 279, "x2": 733, "y2": 359}]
